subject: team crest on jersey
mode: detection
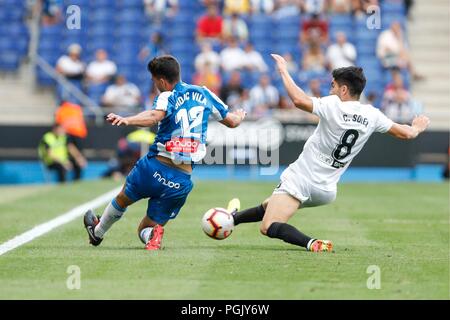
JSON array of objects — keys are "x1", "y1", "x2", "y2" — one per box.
[{"x1": 165, "y1": 137, "x2": 199, "y2": 153}]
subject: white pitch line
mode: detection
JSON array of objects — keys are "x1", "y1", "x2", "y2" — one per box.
[{"x1": 0, "y1": 186, "x2": 122, "y2": 257}]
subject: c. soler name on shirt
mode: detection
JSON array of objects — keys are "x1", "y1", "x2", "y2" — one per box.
[
  {"x1": 175, "y1": 91, "x2": 207, "y2": 109},
  {"x1": 342, "y1": 113, "x2": 369, "y2": 127}
]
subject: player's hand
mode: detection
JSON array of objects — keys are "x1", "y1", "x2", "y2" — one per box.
[
  {"x1": 412, "y1": 115, "x2": 430, "y2": 133},
  {"x1": 271, "y1": 54, "x2": 288, "y2": 73},
  {"x1": 106, "y1": 113, "x2": 129, "y2": 126}
]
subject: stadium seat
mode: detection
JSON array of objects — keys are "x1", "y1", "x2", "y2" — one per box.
[
  {"x1": 329, "y1": 14, "x2": 353, "y2": 28},
  {"x1": 381, "y1": 1, "x2": 405, "y2": 14},
  {"x1": 0, "y1": 51, "x2": 20, "y2": 71}
]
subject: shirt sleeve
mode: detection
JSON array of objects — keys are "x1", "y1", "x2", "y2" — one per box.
[
  {"x1": 311, "y1": 95, "x2": 340, "y2": 118},
  {"x1": 374, "y1": 108, "x2": 394, "y2": 133},
  {"x1": 152, "y1": 91, "x2": 172, "y2": 112},
  {"x1": 203, "y1": 86, "x2": 229, "y2": 121}
]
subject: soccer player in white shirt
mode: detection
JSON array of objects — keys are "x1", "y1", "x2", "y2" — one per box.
[{"x1": 228, "y1": 54, "x2": 430, "y2": 252}]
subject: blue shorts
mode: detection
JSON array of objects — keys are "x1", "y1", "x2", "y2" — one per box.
[{"x1": 124, "y1": 155, "x2": 193, "y2": 224}]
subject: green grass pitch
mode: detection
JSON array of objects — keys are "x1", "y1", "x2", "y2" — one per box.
[{"x1": 0, "y1": 179, "x2": 448, "y2": 299}]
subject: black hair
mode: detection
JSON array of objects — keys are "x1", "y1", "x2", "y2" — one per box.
[
  {"x1": 147, "y1": 55, "x2": 180, "y2": 84},
  {"x1": 332, "y1": 66, "x2": 366, "y2": 98}
]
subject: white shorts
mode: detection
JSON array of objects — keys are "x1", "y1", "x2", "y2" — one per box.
[{"x1": 273, "y1": 166, "x2": 337, "y2": 208}]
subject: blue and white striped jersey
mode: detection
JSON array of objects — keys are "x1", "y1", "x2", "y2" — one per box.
[{"x1": 148, "y1": 82, "x2": 229, "y2": 163}]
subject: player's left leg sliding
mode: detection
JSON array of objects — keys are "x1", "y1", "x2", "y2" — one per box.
[
  {"x1": 83, "y1": 189, "x2": 132, "y2": 246},
  {"x1": 260, "y1": 194, "x2": 333, "y2": 252}
]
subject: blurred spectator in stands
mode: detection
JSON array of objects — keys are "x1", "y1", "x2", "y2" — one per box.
[
  {"x1": 139, "y1": 32, "x2": 166, "y2": 62},
  {"x1": 200, "y1": 0, "x2": 222, "y2": 6},
  {"x1": 144, "y1": 83, "x2": 160, "y2": 110},
  {"x1": 278, "y1": 95, "x2": 296, "y2": 110},
  {"x1": 102, "y1": 75, "x2": 142, "y2": 114},
  {"x1": 305, "y1": 78, "x2": 323, "y2": 97},
  {"x1": 56, "y1": 44, "x2": 85, "y2": 103},
  {"x1": 381, "y1": 70, "x2": 417, "y2": 123},
  {"x1": 195, "y1": 42, "x2": 221, "y2": 73},
  {"x1": 250, "y1": 0, "x2": 275, "y2": 14},
  {"x1": 196, "y1": 5, "x2": 223, "y2": 44},
  {"x1": 220, "y1": 38, "x2": 246, "y2": 72},
  {"x1": 103, "y1": 129, "x2": 156, "y2": 180},
  {"x1": 56, "y1": 44, "x2": 85, "y2": 81},
  {"x1": 326, "y1": 31, "x2": 357, "y2": 70},
  {"x1": 223, "y1": 13, "x2": 249, "y2": 43},
  {"x1": 273, "y1": 0, "x2": 301, "y2": 19},
  {"x1": 302, "y1": 42, "x2": 326, "y2": 72},
  {"x1": 55, "y1": 101, "x2": 88, "y2": 181},
  {"x1": 301, "y1": 0, "x2": 327, "y2": 15},
  {"x1": 329, "y1": 0, "x2": 352, "y2": 13},
  {"x1": 376, "y1": 21, "x2": 422, "y2": 79},
  {"x1": 143, "y1": 0, "x2": 178, "y2": 25},
  {"x1": 86, "y1": 49, "x2": 117, "y2": 86},
  {"x1": 238, "y1": 89, "x2": 253, "y2": 114},
  {"x1": 249, "y1": 74, "x2": 279, "y2": 116},
  {"x1": 300, "y1": 13, "x2": 329, "y2": 45},
  {"x1": 193, "y1": 61, "x2": 222, "y2": 94},
  {"x1": 220, "y1": 70, "x2": 244, "y2": 107},
  {"x1": 242, "y1": 43, "x2": 268, "y2": 73},
  {"x1": 351, "y1": 0, "x2": 378, "y2": 17},
  {"x1": 224, "y1": 0, "x2": 252, "y2": 15},
  {"x1": 39, "y1": 0, "x2": 63, "y2": 25},
  {"x1": 281, "y1": 52, "x2": 299, "y2": 74}
]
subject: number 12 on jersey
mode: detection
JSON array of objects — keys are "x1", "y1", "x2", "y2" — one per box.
[{"x1": 175, "y1": 106, "x2": 204, "y2": 139}]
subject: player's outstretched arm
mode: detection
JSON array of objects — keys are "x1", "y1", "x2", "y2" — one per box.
[
  {"x1": 271, "y1": 54, "x2": 313, "y2": 113},
  {"x1": 388, "y1": 115, "x2": 430, "y2": 140},
  {"x1": 220, "y1": 109, "x2": 246, "y2": 128},
  {"x1": 106, "y1": 110, "x2": 166, "y2": 127}
]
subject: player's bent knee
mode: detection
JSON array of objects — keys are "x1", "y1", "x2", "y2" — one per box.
[
  {"x1": 260, "y1": 221, "x2": 272, "y2": 236},
  {"x1": 116, "y1": 192, "x2": 133, "y2": 209}
]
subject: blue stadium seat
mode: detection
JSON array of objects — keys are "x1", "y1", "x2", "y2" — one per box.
[
  {"x1": 117, "y1": 9, "x2": 145, "y2": 23},
  {"x1": 273, "y1": 27, "x2": 299, "y2": 40},
  {"x1": 381, "y1": 1, "x2": 405, "y2": 14},
  {"x1": 274, "y1": 14, "x2": 301, "y2": 28},
  {"x1": 329, "y1": 14, "x2": 353, "y2": 27},
  {"x1": 40, "y1": 24, "x2": 63, "y2": 37},
  {"x1": 39, "y1": 50, "x2": 61, "y2": 65},
  {"x1": 86, "y1": 83, "x2": 109, "y2": 105},
  {"x1": 66, "y1": 0, "x2": 90, "y2": 6},
  {"x1": 0, "y1": 51, "x2": 20, "y2": 71},
  {"x1": 89, "y1": 9, "x2": 115, "y2": 22},
  {"x1": 249, "y1": 14, "x2": 273, "y2": 30},
  {"x1": 121, "y1": 0, "x2": 144, "y2": 8},
  {"x1": 355, "y1": 28, "x2": 379, "y2": 41},
  {"x1": 355, "y1": 42, "x2": 376, "y2": 56},
  {"x1": 36, "y1": 66, "x2": 56, "y2": 85}
]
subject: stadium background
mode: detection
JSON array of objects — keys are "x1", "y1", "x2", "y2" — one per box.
[
  {"x1": 0, "y1": 0, "x2": 448, "y2": 184},
  {"x1": 0, "y1": 0, "x2": 449, "y2": 301}
]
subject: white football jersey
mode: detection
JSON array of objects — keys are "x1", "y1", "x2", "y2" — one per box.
[{"x1": 291, "y1": 95, "x2": 394, "y2": 191}]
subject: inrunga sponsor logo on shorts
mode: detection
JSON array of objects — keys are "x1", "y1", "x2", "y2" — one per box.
[{"x1": 153, "y1": 171, "x2": 181, "y2": 189}]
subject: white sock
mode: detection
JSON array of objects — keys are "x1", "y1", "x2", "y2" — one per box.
[
  {"x1": 94, "y1": 199, "x2": 126, "y2": 238},
  {"x1": 306, "y1": 238, "x2": 316, "y2": 251},
  {"x1": 139, "y1": 227, "x2": 154, "y2": 244}
]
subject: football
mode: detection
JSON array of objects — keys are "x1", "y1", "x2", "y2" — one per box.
[{"x1": 201, "y1": 207, "x2": 234, "y2": 240}]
